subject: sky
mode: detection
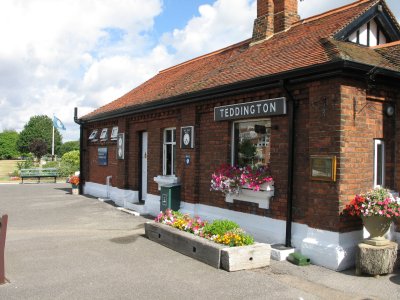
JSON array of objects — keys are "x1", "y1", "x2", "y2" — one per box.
[{"x1": 0, "y1": 0, "x2": 399, "y2": 142}]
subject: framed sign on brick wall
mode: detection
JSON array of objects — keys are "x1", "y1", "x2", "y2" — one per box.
[
  {"x1": 310, "y1": 155, "x2": 336, "y2": 182},
  {"x1": 181, "y1": 126, "x2": 194, "y2": 149},
  {"x1": 98, "y1": 147, "x2": 108, "y2": 166}
]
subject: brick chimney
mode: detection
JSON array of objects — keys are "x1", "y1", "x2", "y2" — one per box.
[
  {"x1": 274, "y1": 0, "x2": 299, "y2": 33},
  {"x1": 252, "y1": 0, "x2": 275, "y2": 43},
  {"x1": 252, "y1": 0, "x2": 299, "y2": 43}
]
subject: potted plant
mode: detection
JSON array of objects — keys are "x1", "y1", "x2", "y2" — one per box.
[
  {"x1": 69, "y1": 175, "x2": 80, "y2": 195},
  {"x1": 342, "y1": 187, "x2": 400, "y2": 246}
]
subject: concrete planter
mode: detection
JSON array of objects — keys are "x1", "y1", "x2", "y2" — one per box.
[{"x1": 145, "y1": 221, "x2": 271, "y2": 271}]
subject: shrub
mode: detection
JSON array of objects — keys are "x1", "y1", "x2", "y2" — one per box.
[
  {"x1": 203, "y1": 219, "x2": 239, "y2": 236},
  {"x1": 60, "y1": 150, "x2": 80, "y2": 176},
  {"x1": 16, "y1": 159, "x2": 34, "y2": 170}
]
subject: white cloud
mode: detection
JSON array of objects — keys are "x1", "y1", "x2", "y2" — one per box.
[
  {"x1": 162, "y1": 0, "x2": 256, "y2": 61},
  {"x1": 0, "y1": 0, "x2": 163, "y2": 141}
]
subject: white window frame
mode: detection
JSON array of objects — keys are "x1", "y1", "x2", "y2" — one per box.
[
  {"x1": 373, "y1": 139, "x2": 385, "y2": 188},
  {"x1": 163, "y1": 128, "x2": 176, "y2": 176}
]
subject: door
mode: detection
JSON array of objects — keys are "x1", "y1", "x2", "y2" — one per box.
[{"x1": 141, "y1": 132, "x2": 148, "y2": 201}]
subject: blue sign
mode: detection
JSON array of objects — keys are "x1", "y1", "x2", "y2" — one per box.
[
  {"x1": 185, "y1": 155, "x2": 190, "y2": 165},
  {"x1": 98, "y1": 147, "x2": 108, "y2": 166}
]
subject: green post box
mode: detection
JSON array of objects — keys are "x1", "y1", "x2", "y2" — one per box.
[{"x1": 160, "y1": 184, "x2": 181, "y2": 212}]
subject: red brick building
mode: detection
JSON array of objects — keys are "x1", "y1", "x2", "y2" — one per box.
[{"x1": 77, "y1": 0, "x2": 400, "y2": 270}]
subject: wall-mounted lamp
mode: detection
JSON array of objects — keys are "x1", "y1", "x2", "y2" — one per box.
[{"x1": 386, "y1": 105, "x2": 395, "y2": 117}]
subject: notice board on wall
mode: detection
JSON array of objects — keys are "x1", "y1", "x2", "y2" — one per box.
[{"x1": 98, "y1": 147, "x2": 108, "y2": 166}]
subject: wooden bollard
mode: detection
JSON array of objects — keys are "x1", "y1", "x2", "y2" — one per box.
[{"x1": 0, "y1": 214, "x2": 8, "y2": 284}]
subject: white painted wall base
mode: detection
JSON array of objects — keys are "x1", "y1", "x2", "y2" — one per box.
[
  {"x1": 180, "y1": 201, "x2": 400, "y2": 271},
  {"x1": 84, "y1": 182, "x2": 139, "y2": 208},
  {"x1": 84, "y1": 182, "x2": 161, "y2": 215},
  {"x1": 83, "y1": 182, "x2": 400, "y2": 271}
]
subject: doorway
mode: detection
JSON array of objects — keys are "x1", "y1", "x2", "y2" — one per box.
[{"x1": 140, "y1": 132, "x2": 148, "y2": 202}]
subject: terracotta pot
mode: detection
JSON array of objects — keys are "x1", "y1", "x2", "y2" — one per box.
[{"x1": 361, "y1": 215, "x2": 392, "y2": 246}]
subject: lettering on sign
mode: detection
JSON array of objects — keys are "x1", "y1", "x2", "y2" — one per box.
[{"x1": 214, "y1": 97, "x2": 286, "y2": 121}]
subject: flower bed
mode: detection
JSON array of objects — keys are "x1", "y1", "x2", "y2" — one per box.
[
  {"x1": 155, "y1": 209, "x2": 254, "y2": 247},
  {"x1": 146, "y1": 209, "x2": 271, "y2": 271}
]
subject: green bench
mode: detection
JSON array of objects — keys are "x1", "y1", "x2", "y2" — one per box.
[{"x1": 20, "y1": 168, "x2": 58, "y2": 184}]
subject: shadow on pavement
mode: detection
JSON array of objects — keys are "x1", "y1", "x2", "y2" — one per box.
[
  {"x1": 54, "y1": 187, "x2": 72, "y2": 194},
  {"x1": 110, "y1": 234, "x2": 139, "y2": 244},
  {"x1": 390, "y1": 274, "x2": 400, "y2": 285}
]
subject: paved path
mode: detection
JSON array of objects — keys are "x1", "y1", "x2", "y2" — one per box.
[{"x1": 0, "y1": 184, "x2": 399, "y2": 299}]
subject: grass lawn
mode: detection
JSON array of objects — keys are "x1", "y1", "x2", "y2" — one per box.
[{"x1": 0, "y1": 160, "x2": 20, "y2": 182}]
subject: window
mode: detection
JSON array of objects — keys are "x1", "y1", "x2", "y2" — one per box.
[
  {"x1": 374, "y1": 139, "x2": 385, "y2": 187},
  {"x1": 232, "y1": 119, "x2": 271, "y2": 167},
  {"x1": 348, "y1": 19, "x2": 387, "y2": 46},
  {"x1": 163, "y1": 128, "x2": 176, "y2": 175},
  {"x1": 100, "y1": 128, "x2": 108, "y2": 140},
  {"x1": 111, "y1": 126, "x2": 118, "y2": 140},
  {"x1": 89, "y1": 129, "x2": 98, "y2": 141}
]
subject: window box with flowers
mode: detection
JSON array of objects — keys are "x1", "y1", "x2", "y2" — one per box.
[{"x1": 210, "y1": 164, "x2": 274, "y2": 209}]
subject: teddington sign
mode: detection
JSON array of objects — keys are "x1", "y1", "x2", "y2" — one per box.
[{"x1": 214, "y1": 97, "x2": 286, "y2": 121}]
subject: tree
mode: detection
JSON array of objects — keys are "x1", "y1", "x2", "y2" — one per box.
[
  {"x1": 0, "y1": 130, "x2": 20, "y2": 159},
  {"x1": 17, "y1": 115, "x2": 62, "y2": 155},
  {"x1": 29, "y1": 138, "x2": 48, "y2": 161},
  {"x1": 59, "y1": 141, "x2": 79, "y2": 156}
]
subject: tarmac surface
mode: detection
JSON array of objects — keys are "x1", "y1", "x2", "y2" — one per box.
[{"x1": 0, "y1": 183, "x2": 399, "y2": 300}]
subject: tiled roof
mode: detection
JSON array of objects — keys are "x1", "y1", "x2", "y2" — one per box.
[
  {"x1": 373, "y1": 41, "x2": 400, "y2": 68},
  {"x1": 84, "y1": 0, "x2": 399, "y2": 120}
]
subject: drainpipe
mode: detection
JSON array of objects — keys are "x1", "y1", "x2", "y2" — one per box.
[
  {"x1": 281, "y1": 80, "x2": 295, "y2": 248},
  {"x1": 74, "y1": 107, "x2": 84, "y2": 195}
]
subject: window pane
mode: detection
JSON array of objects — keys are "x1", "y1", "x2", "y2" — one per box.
[
  {"x1": 165, "y1": 130, "x2": 172, "y2": 143},
  {"x1": 166, "y1": 144, "x2": 172, "y2": 175},
  {"x1": 234, "y1": 120, "x2": 271, "y2": 167},
  {"x1": 377, "y1": 144, "x2": 383, "y2": 186},
  {"x1": 172, "y1": 129, "x2": 176, "y2": 143},
  {"x1": 172, "y1": 144, "x2": 176, "y2": 175}
]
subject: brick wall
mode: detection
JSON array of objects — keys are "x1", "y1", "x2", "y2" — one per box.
[
  {"x1": 338, "y1": 79, "x2": 397, "y2": 232},
  {"x1": 82, "y1": 76, "x2": 398, "y2": 233}
]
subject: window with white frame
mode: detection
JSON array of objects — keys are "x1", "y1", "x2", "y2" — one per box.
[
  {"x1": 374, "y1": 139, "x2": 385, "y2": 187},
  {"x1": 163, "y1": 128, "x2": 176, "y2": 176},
  {"x1": 232, "y1": 119, "x2": 271, "y2": 167}
]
